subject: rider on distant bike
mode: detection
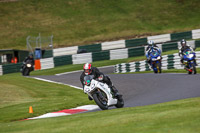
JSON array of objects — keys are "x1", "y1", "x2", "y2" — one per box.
[
  {"x1": 80, "y1": 63, "x2": 122, "y2": 100},
  {"x1": 21, "y1": 53, "x2": 35, "y2": 72},
  {"x1": 178, "y1": 39, "x2": 197, "y2": 65},
  {"x1": 145, "y1": 40, "x2": 161, "y2": 65}
]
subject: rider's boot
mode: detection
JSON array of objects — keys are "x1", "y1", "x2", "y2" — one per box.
[
  {"x1": 88, "y1": 95, "x2": 93, "y2": 101},
  {"x1": 194, "y1": 59, "x2": 198, "y2": 66},
  {"x1": 110, "y1": 85, "x2": 122, "y2": 100},
  {"x1": 180, "y1": 59, "x2": 184, "y2": 67}
]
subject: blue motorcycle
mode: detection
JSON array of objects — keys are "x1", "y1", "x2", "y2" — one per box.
[
  {"x1": 183, "y1": 49, "x2": 197, "y2": 74},
  {"x1": 147, "y1": 47, "x2": 162, "y2": 73}
]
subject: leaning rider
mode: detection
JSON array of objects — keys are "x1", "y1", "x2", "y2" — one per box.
[
  {"x1": 178, "y1": 39, "x2": 197, "y2": 65},
  {"x1": 145, "y1": 40, "x2": 161, "y2": 65},
  {"x1": 80, "y1": 63, "x2": 122, "y2": 100},
  {"x1": 22, "y1": 53, "x2": 35, "y2": 71}
]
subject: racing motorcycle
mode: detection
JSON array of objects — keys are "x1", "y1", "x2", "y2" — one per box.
[
  {"x1": 21, "y1": 60, "x2": 34, "y2": 76},
  {"x1": 182, "y1": 49, "x2": 197, "y2": 74},
  {"x1": 149, "y1": 47, "x2": 162, "y2": 73},
  {"x1": 83, "y1": 75, "x2": 124, "y2": 110}
]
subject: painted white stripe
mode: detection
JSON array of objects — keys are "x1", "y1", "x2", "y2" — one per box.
[
  {"x1": 110, "y1": 48, "x2": 128, "y2": 60},
  {"x1": 72, "y1": 53, "x2": 92, "y2": 64},
  {"x1": 29, "y1": 113, "x2": 71, "y2": 119},
  {"x1": 73, "y1": 105, "x2": 99, "y2": 110},
  {"x1": 192, "y1": 29, "x2": 200, "y2": 39},
  {"x1": 101, "y1": 40, "x2": 125, "y2": 51},
  {"x1": 40, "y1": 57, "x2": 54, "y2": 70},
  {"x1": 147, "y1": 34, "x2": 171, "y2": 43},
  {"x1": 32, "y1": 77, "x2": 82, "y2": 90},
  {"x1": 27, "y1": 105, "x2": 99, "y2": 120},
  {"x1": 53, "y1": 46, "x2": 78, "y2": 57}
]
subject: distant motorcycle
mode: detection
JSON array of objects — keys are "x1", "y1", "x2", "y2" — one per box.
[
  {"x1": 149, "y1": 47, "x2": 162, "y2": 73},
  {"x1": 83, "y1": 75, "x2": 124, "y2": 110},
  {"x1": 21, "y1": 60, "x2": 33, "y2": 76},
  {"x1": 183, "y1": 49, "x2": 197, "y2": 74}
]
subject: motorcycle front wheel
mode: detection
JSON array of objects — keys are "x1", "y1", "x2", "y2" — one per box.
[
  {"x1": 192, "y1": 63, "x2": 197, "y2": 74},
  {"x1": 152, "y1": 63, "x2": 158, "y2": 73},
  {"x1": 24, "y1": 68, "x2": 30, "y2": 76},
  {"x1": 115, "y1": 96, "x2": 124, "y2": 108},
  {"x1": 93, "y1": 92, "x2": 108, "y2": 110}
]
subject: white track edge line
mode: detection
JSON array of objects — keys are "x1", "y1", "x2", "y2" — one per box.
[{"x1": 32, "y1": 77, "x2": 82, "y2": 90}]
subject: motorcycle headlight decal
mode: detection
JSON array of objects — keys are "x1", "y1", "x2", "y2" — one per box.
[
  {"x1": 152, "y1": 58, "x2": 156, "y2": 61},
  {"x1": 27, "y1": 64, "x2": 32, "y2": 67},
  {"x1": 188, "y1": 54, "x2": 194, "y2": 58},
  {"x1": 84, "y1": 86, "x2": 90, "y2": 93},
  {"x1": 157, "y1": 56, "x2": 161, "y2": 60}
]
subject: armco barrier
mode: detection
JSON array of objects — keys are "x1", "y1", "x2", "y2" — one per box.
[
  {"x1": 128, "y1": 47, "x2": 144, "y2": 57},
  {"x1": 170, "y1": 31, "x2": 192, "y2": 41},
  {"x1": 42, "y1": 50, "x2": 53, "y2": 59},
  {"x1": 110, "y1": 48, "x2": 128, "y2": 60},
  {"x1": 50, "y1": 29, "x2": 200, "y2": 57},
  {"x1": 2, "y1": 63, "x2": 22, "y2": 74},
  {"x1": 192, "y1": 29, "x2": 200, "y2": 39},
  {"x1": 72, "y1": 53, "x2": 92, "y2": 64},
  {"x1": 114, "y1": 51, "x2": 200, "y2": 73},
  {"x1": 102, "y1": 40, "x2": 125, "y2": 51},
  {"x1": 40, "y1": 57, "x2": 54, "y2": 70},
  {"x1": 53, "y1": 46, "x2": 78, "y2": 57},
  {"x1": 78, "y1": 43, "x2": 101, "y2": 53},
  {"x1": 125, "y1": 38, "x2": 147, "y2": 48},
  {"x1": 53, "y1": 55, "x2": 72, "y2": 67},
  {"x1": 147, "y1": 34, "x2": 171, "y2": 43},
  {"x1": 92, "y1": 51, "x2": 110, "y2": 62},
  {"x1": 162, "y1": 42, "x2": 178, "y2": 52}
]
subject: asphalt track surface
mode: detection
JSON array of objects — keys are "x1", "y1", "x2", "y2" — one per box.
[{"x1": 34, "y1": 66, "x2": 200, "y2": 109}]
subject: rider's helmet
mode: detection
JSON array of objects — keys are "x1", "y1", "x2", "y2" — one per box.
[
  {"x1": 29, "y1": 53, "x2": 34, "y2": 58},
  {"x1": 147, "y1": 40, "x2": 154, "y2": 47},
  {"x1": 83, "y1": 63, "x2": 92, "y2": 75},
  {"x1": 181, "y1": 39, "x2": 186, "y2": 47}
]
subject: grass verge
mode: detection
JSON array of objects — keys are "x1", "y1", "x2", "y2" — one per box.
[
  {"x1": 0, "y1": 97, "x2": 199, "y2": 133},
  {"x1": 0, "y1": 74, "x2": 93, "y2": 122}
]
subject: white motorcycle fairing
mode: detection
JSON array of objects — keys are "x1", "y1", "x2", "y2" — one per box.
[{"x1": 84, "y1": 79, "x2": 118, "y2": 106}]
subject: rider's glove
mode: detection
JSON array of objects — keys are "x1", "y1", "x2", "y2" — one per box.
[{"x1": 98, "y1": 75, "x2": 104, "y2": 81}]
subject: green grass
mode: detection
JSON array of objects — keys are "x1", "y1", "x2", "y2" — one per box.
[
  {"x1": 0, "y1": 97, "x2": 199, "y2": 133},
  {"x1": 0, "y1": 0, "x2": 200, "y2": 50},
  {"x1": 0, "y1": 74, "x2": 93, "y2": 122}
]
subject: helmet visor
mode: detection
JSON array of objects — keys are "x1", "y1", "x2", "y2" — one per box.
[{"x1": 84, "y1": 69, "x2": 91, "y2": 75}]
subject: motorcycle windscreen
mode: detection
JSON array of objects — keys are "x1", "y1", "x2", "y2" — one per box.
[
  {"x1": 150, "y1": 51, "x2": 159, "y2": 58},
  {"x1": 84, "y1": 75, "x2": 94, "y2": 85}
]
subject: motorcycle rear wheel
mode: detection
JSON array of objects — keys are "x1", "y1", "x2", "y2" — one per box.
[{"x1": 93, "y1": 93, "x2": 108, "y2": 110}]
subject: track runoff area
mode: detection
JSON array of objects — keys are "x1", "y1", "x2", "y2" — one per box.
[{"x1": 29, "y1": 65, "x2": 200, "y2": 120}]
